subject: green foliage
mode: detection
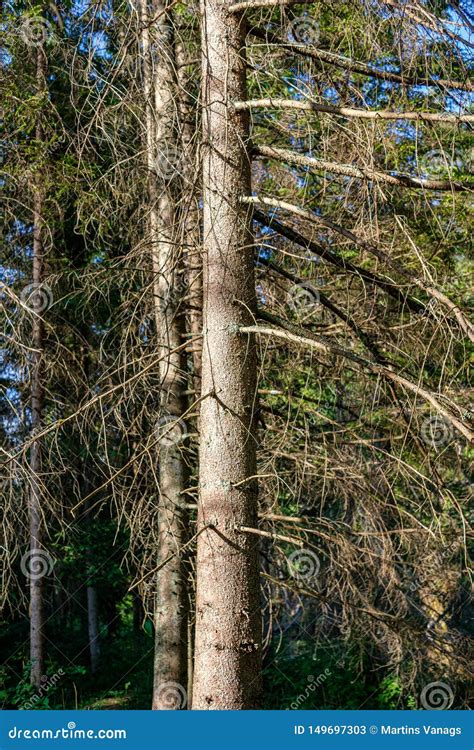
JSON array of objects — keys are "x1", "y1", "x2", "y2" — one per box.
[
  {"x1": 264, "y1": 641, "x2": 377, "y2": 710},
  {"x1": 1, "y1": 0, "x2": 472, "y2": 713},
  {"x1": 0, "y1": 603, "x2": 153, "y2": 710}
]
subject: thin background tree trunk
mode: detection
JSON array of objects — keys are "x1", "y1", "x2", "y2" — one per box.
[
  {"x1": 175, "y1": 30, "x2": 203, "y2": 707},
  {"x1": 192, "y1": 0, "x2": 262, "y2": 710},
  {"x1": 84, "y1": 497, "x2": 100, "y2": 674},
  {"x1": 29, "y1": 40, "x2": 47, "y2": 691},
  {"x1": 176, "y1": 39, "x2": 203, "y2": 398},
  {"x1": 80, "y1": 341, "x2": 101, "y2": 675},
  {"x1": 140, "y1": 0, "x2": 189, "y2": 709},
  {"x1": 86, "y1": 575, "x2": 100, "y2": 674}
]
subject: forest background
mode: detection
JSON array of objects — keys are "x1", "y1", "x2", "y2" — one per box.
[{"x1": 0, "y1": 0, "x2": 473, "y2": 712}]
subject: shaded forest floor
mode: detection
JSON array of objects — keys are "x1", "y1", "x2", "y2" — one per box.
[{"x1": 1, "y1": 613, "x2": 436, "y2": 710}]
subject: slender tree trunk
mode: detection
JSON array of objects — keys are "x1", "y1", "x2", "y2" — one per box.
[
  {"x1": 86, "y1": 572, "x2": 100, "y2": 674},
  {"x1": 140, "y1": 1, "x2": 161, "y2": 336},
  {"x1": 176, "y1": 41, "x2": 203, "y2": 397},
  {"x1": 29, "y1": 299, "x2": 44, "y2": 689},
  {"x1": 80, "y1": 341, "x2": 101, "y2": 675},
  {"x1": 29, "y1": 42, "x2": 46, "y2": 691},
  {"x1": 140, "y1": 0, "x2": 189, "y2": 709},
  {"x1": 192, "y1": 0, "x2": 262, "y2": 709},
  {"x1": 84, "y1": 499, "x2": 100, "y2": 675},
  {"x1": 175, "y1": 32, "x2": 202, "y2": 708}
]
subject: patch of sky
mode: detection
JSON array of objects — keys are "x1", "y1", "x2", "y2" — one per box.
[
  {"x1": 255, "y1": 281, "x2": 268, "y2": 306},
  {"x1": 0, "y1": 265, "x2": 24, "y2": 286},
  {"x1": 91, "y1": 252, "x2": 106, "y2": 265}
]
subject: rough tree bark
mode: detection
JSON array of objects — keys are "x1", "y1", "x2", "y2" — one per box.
[
  {"x1": 140, "y1": 0, "x2": 189, "y2": 710},
  {"x1": 175, "y1": 38, "x2": 202, "y2": 705},
  {"x1": 176, "y1": 39, "x2": 203, "y2": 399},
  {"x1": 192, "y1": 0, "x2": 262, "y2": 710},
  {"x1": 29, "y1": 41, "x2": 46, "y2": 691}
]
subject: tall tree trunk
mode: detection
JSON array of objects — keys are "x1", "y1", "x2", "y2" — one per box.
[
  {"x1": 140, "y1": 1, "x2": 161, "y2": 336},
  {"x1": 86, "y1": 572, "x2": 100, "y2": 674},
  {"x1": 29, "y1": 42, "x2": 46, "y2": 691},
  {"x1": 176, "y1": 41, "x2": 203, "y2": 398},
  {"x1": 175, "y1": 31, "x2": 202, "y2": 707},
  {"x1": 140, "y1": 0, "x2": 189, "y2": 709},
  {"x1": 85, "y1": 498, "x2": 100, "y2": 675},
  {"x1": 192, "y1": 0, "x2": 262, "y2": 709},
  {"x1": 80, "y1": 341, "x2": 101, "y2": 675}
]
